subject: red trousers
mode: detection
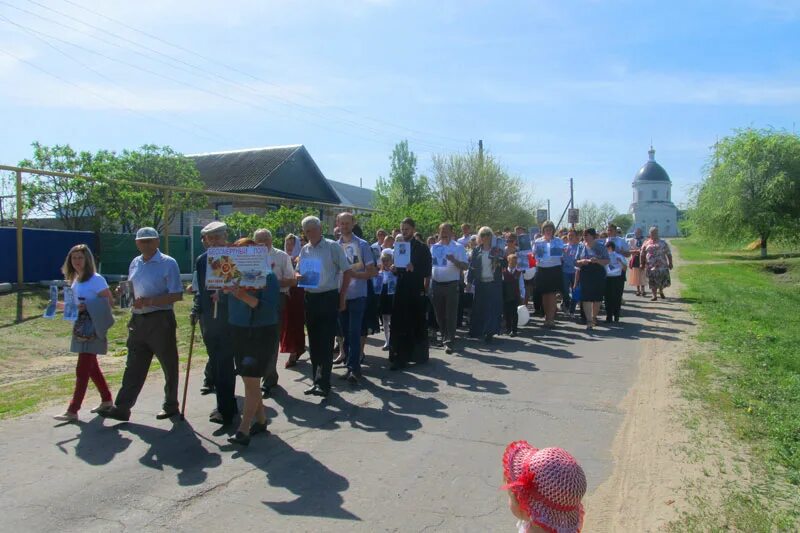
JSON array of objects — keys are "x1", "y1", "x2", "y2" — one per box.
[{"x1": 68, "y1": 353, "x2": 112, "y2": 414}]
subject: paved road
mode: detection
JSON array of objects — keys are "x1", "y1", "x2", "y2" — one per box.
[{"x1": 0, "y1": 292, "x2": 683, "y2": 532}]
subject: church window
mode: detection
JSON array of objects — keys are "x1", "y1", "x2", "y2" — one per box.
[{"x1": 651, "y1": 189, "x2": 657, "y2": 199}]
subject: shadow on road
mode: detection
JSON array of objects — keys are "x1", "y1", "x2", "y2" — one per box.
[{"x1": 55, "y1": 417, "x2": 133, "y2": 465}]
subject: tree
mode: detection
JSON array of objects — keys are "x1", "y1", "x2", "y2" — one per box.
[
  {"x1": 366, "y1": 140, "x2": 440, "y2": 237},
  {"x1": 575, "y1": 201, "x2": 618, "y2": 230},
  {"x1": 431, "y1": 146, "x2": 536, "y2": 230},
  {"x1": 610, "y1": 213, "x2": 634, "y2": 233},
  {"x1": 90, "y1": 145, "x2": 207, "y2": 233},
  {"x1": 690, "y1": 128, "x2": 800, "y2": 257},
  {"x1": 223, "y1": 206, "x2": 316, "y2": 249},
  {"x1": 20, "y1": 142, "x2": 96, "y2": 229}
]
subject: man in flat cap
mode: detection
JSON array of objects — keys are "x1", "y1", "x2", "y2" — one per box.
[
  {"x1": 101, "y1": 227, "x2": 184, "y2": 422},
  {"x1": 191, "y1": 221, "x2": 237, "y2": 425}
]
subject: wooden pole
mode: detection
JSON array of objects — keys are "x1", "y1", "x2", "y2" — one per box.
[
  {"x1": 15, "y1": 170, "x2": 23, "y2": 322},
  {"x1": 163, "y1": 190, "x2": 170, "y2": 255}
]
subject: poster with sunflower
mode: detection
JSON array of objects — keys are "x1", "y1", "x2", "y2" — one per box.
[{"x1": 206, "y1": 246, "x2": 271, "y2": 289}]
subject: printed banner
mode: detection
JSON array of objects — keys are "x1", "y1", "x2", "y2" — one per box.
[{"x1": 206, "y1": 246, "x2": 271, "y2": 289}]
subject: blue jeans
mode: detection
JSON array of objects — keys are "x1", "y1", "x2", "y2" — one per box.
[
  {"x1": 562, "y1": 271, "x2": 577, "y2": 313},
  {"x1": 339, "y1": 296, "x2": 367, "y2": 375}
]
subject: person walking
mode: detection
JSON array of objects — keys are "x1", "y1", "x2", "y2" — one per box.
[
  {"x1": 561, "y1": 229, "x2": 580, "y2": 315},
  {"x1": 574, "y1": 228, "x2": 610, "y2": 330},
  {"x1": 101, "y1": 228, "x2": 183, "y2": 422},
  {"x1": 604, "y1": 241, "x2": 627, "y2": 323},
  {"x1": 254, "y1": 228, "x2": 296, "y2": 397},
  {"x1": 533, "y1": 221, "x2": 564, "y2": 328},
  {"x1": 430, "y1": 223, "x2": 468, "y2": 354},
  {"x1": 336, "y1": 213, "x2": 377, "y2": 384},
  {"x1": 627, "y1": 227, "x2": 647, "y2": 296},
  {"x1": 640, "y1": 226, "x2": 673, "y2": 301},
  {"x1": 502, "y1": 254, "x2": 522, "y2": 337},
  {"x1": 389, "y1": 218, "x2": 433, "y2": 370},
  {"x1": 225, "y1": 238, "x2": 280, "y2": 446},
  {"x1": 53, "y1": 244, "x2": 115, "y2": 422},
  {"x1": 281, "y1": 234, "x2": 306, "y2": 368},
  {"x1": 468, "y1": 226, "x2": 506, "y2": 343},
  {"x1": 377, "y1": 250, "x2": 396, "y2": 351},
  {"x1": 191, "y1": 221, "x2": 237, "y2": 426},
  {"x1": 295, "y1": 216, "x2": 352, "y2": 397}
]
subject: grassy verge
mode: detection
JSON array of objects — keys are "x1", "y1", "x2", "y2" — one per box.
[
  {"x1": 0, "y1": 288, "x2": 206, "y2": 419},
  {"x1": 671, "y1": 243, "x2": 800, "y2": 530},
  {"x1": 672, "y1": 237, "x2": 800, "y2": 262}
]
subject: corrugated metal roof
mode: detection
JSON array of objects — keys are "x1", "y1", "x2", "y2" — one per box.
[
  {"x1": 328, "y1": 179, "x2": 376, "y2": 210},
  {"x1": 188, "y1": 145, "x2": 302, "y2": 192}
]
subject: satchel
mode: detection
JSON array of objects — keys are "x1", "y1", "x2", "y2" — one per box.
[{"x1": 73, "y1": 309, "x2": 97, "y2": 342}]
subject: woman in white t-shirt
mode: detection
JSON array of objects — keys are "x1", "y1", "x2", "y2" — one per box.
[{"x1": 53, "y1": 244, "x2": 114, "y2": 422}]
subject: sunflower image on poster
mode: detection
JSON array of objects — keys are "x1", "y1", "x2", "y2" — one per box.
[{"x1": 209, "y1": 255, "x2": 242, "y2": 283}]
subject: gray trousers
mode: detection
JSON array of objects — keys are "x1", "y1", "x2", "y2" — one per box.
[
  {"x1": 116, "y1": 310, "x2": 179, "y2": 413},
  {"x1": 262, "y1": 293, "x2": 287, "y2": 388},
  {"x1": 432, "y1": 281, "x2": 459, "y2": 345}
]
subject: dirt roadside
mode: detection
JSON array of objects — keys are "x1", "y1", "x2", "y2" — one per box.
[{"x1": 583, "y1": 243, "x2": 741, "y2": 531}]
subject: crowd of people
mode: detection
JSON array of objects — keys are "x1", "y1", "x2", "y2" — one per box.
[{"x1": 52, "y1": 212, "x2": 674, "y2": 450}]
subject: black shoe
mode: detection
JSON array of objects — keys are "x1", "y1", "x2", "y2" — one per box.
[
  {"x1": 249, "y1": 421, "x2": 269, "y2": 436},
  {"x1": 605, "y1": 317, "x2": 612, "y2": 323},
  {"x1": 614, "y1": 317, "x2": 620, "y2": 323},
  {"x1": 333, "y1": 356, "x2": 346, "y2": 366},
  {"x1": 200, "y1": 385, "x2": 214, "y2": 395},
  {"x1": 445, "y1": 345, "x2": 454, "y2": 355},
  {"x1": 381, "y1": 345, "x2": 390, "y2": 351},
  {"x1": 304, "y1": 385, "x2": 320, "y2": 396},
  {"x1": 347, "y1": 373, "x2": 359, "y2": 385},
  {"x1": 209, "y1": 412, "x2": 233, "y2": 426},
  {"x1": 509, "y1": 331, "x2": 517, "y2": 338},
  {"x1": 98, "y1": 406, "x2": 130, "y2": 422},
  {"x1": 313, "y1": 386, "x2": 330, "y2": 397},
  {"x1": 227, "y1": 431, "x2": 250, "y2": 446},
  {"x1": 261, "y1": 386, "x2": 271, "y2": 399},
  {"x1": 156, "y1": 409, "x2": 179, "y2": 420},
  {"x1": 484, "y1": 334, "x2": 493, "y2": 344},
  {"x1": 339, "y1": 371, "x2": 352, "y2": 380},
  {"x1": 389, "y1": 362, "x2": 401, "y2": 371}
]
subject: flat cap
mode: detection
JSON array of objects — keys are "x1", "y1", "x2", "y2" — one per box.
[
  {"x1": 201, "y1": 221, "x2": 228, "y2": 236},
  {"x1": 135, "y1": 227, "x2": 159, "y2": 240}
]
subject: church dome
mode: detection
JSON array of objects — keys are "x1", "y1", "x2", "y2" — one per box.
[{"x1": 634, "y1": 147, "x2": 671, "y2": 182}]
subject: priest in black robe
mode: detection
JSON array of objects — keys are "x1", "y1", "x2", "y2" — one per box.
[{"x1": 389, "y1": 217, "x2": 432, "y2": 370}]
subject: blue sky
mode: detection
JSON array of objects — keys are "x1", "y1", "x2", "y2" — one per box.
[{"x1": 1, "y1": 0, "x2": 798, "y2": 216}]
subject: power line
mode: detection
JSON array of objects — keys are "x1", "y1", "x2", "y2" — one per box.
[
  {"x1": 57, "y1": 0, "x2": 469, "y2": 146},
  {"x1": 0, "y1": 46, "x2": 224, "y2": 144},
  {"x1": 10, "y1": 0, "x2": 458, "y2": 151}
]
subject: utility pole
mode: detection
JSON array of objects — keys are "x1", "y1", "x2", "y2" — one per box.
[
  {"x1": 547, "y1": 199, "x2": 550, "y2": 220},
  {"x1": 570, "y1": 178, "x2": 574, "y2": 210},
  {"x1": 478, "y1": 139, "x2": 484, "y2": 168}
]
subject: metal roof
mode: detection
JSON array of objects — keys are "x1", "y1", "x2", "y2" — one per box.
[
  {"x1": 634, "y1": 147, "x2": 671, "y2": 182},
  {"x1": 328, "y1": 179, "x2": 376, "y2": 210}
]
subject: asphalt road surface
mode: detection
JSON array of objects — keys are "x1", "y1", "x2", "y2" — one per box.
[{"x1": 0, "y1": 292, "x2": 683, "y2": 532}]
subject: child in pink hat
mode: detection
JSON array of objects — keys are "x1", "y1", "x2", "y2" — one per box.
[{"x1": 502, "y1": 441, "x2": 587, "y2": 533}]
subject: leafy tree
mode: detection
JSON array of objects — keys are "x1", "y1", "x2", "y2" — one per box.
[
  {"x1": 375, "y1": 140, "x2": 431, "y2": 206},
  {"x1": 223, "y1": 206, "x2": 316, "y2": 249},
  {"x1": 431, "y1": 146, "x2": 535, "y2": 230},
  {"x1": 690, "y1": 128, "x2": 800, "y2": 257},
  {"x1": 576, "y1": 201, "x2": 618, "y2": 230},
  {"x1": 610, "y1": 213, "x2": 634, "y2": 233},
  {"x1": 19, "y1": 142, "x2": 96, "y2": 229},
  {"x1": 90, "y1": 145, "x2": 207, "y2": 233}
]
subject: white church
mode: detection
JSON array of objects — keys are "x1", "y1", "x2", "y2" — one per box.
[{"x1": 630, "y1": 146, "x2": 679, "y2": 237}]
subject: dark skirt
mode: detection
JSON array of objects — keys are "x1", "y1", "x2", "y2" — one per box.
[
  {"x1": 379, "y1": 288, "x2": 394, "y2": 315},
  {"x1": 534, "y1": 265, "x2": 563, "y2": 294},
  {"x1": 469, "y1": 279, "x2": 503, "y2": 338},
  {"x1": 362, "y1": 281, "x2": 381, "y2": 335},
  {"x1": 232, "y1": 324, "x2": 277, "y2": 378},
  {"x1": 280, "y1": 286, "x2": 306, "y2": 355},
  {"x1": 579, "y1": 263, "x2": 607, "y2": 302}
]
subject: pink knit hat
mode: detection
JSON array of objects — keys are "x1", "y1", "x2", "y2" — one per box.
[{"x1": 502, "y1": 441, "x2": 587, "y2": 533}]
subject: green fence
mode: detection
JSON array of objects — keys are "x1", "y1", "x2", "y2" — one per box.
[{"x1": 97, "y1": 232, "x2": 193, "y2": 275}]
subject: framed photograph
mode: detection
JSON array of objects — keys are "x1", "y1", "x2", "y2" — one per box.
[
  {"x1": 43, "y1": 285, "x2": 58, "y2": 319},
  {"x1": 62, "y1": 287, "x2": 78, "y2": 321},
  {"x1": 206, "y1": 246, "x2": 271, "y2": 289},
  {"x1": 430, "y1": 243, "x2": 447, "y2": 267},
  {"x1": 394, "y1": 242, "x2": 410, "y2": 268},
  {"x1": 297, "y1": 257, "x2": 322, "y2": 289}
]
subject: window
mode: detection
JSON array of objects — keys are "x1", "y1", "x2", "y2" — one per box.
[
  {"x1": 651, "y1": 189, "x2": 657, "y2": 200},
  {"x1": 215, "y1": 203, "x2": 233, "y2": 218}
]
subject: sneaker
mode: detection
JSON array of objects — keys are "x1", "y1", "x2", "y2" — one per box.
[
  {"x1": 90, "y1": 401, "x2": 114, "y2": 414},
  {"x1": 53, "y1": 411, "x2": 78, "y2": 422}
]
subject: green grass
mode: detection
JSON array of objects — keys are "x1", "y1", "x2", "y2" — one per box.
[
  {"x1": 672, "y1": 237, "x2": 800, "y2": 262},
  {"x1": 0, "y1": 288, "x2": 206, "y2": 419},
  {"x1": 672, "y1": 242, "x2": 800, "y2": 529}
]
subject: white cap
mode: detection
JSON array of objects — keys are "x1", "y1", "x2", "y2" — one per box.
[
  {"x1": 135, "y1": 227, "x2": 159, "y2": 240},
  {"x1": 201, "y1": 221, "x2": 228, "y2": 236}
]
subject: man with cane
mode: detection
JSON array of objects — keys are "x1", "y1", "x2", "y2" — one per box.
[
  {"x1": 190, "y1": 221, "x2": 237, "y2": 425},
  {"x1": 101, "y1": 227, "x2": 183, "y2": 422}
]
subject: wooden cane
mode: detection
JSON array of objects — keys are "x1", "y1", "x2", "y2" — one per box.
[{"x1": 180, "y1": 321, "x2": 197, "y2": 421}]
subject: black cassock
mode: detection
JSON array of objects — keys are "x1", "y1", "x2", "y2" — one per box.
[{"x1": 390, "y1": 238, "x2": 432, "y2": 365}]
